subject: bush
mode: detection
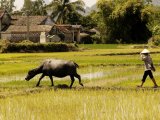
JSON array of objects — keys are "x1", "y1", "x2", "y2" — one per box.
[
  {"x1": 80, "y1": 36, "x2": 93, "y2": 44},
  {"x1": 148, "y1": 35, "x2": 160, "y2": 46},
  {"x1": 20, "y1": 40, "x2": 34, "y2": 44},
  {"x1": 2, "y1": 42, "x2": 78, "y2": 53},
  {"x1": 91, "y1": 34, "x2": 102, "y2": 44}
]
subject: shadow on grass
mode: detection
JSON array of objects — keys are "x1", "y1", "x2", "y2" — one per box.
[
  {"x1": 35, "y1": 84, "x2": 70, "y2": 89},
  {"x1": 55, "y1": 84, "x2": 70, "y2": 89}
]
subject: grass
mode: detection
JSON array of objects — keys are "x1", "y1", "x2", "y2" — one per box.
[
  {"x1": 79, "y1": 44, "x2": 122, "y2": 49},
  {"x1": 1, "y1": 47, "x2": 160, "y2": 75},
  {"x1": 0, "y1": 44, "x2": 160, "y2": 119},
  {"x1": 78, "y1": 44, "x2": 149, "y2": 49},
  {"x1": 1, "y1": 90, "x2": 160, "y2": 120}
]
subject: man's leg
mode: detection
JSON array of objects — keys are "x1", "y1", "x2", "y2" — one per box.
[
  {"x1": 138, "y1": 81, "x2": 145, "y2": 87},
  {"x1": 138, "y1": 71, "x2": 148, "y2": 87},
  {"x1": 151, "y1": 78, "x2": 158, "y2": 88},
  {"x1": 148, "y1": 70, "x2": 158, "y2": 87}
]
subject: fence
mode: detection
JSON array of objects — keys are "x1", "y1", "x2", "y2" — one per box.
[
  {"x1": 0, "y1": 32, "x2": 74, "y2": 43},
  {"x1": 1, "y1": 32, "x2": 40, "y2": 43}
]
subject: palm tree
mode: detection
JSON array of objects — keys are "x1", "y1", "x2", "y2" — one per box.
[{"x1": 46, "y1": 0, "x2": 85, "y2": 24}]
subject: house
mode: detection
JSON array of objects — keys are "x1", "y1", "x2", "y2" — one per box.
[
  {"x1": 52, "y1": 24, "x2": 82, "y2": 43},
  {"x1": 1, "y1": 15, "x2": 56, "y2": 42},
  {"x1": 2, "y1": 25, "x2": 53, "y2": 42},
  {"x1": 0, "y1": 9, "x2": 81, "y2": 43}
]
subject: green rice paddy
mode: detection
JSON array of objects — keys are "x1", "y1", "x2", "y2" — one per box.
[{"x1": 0, "y1": 44, "x2": 160, "y2": 120}]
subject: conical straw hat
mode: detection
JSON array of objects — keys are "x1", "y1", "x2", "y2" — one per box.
[{"x1": 141, "y1": 49, "x2": 150, "y2": 54}]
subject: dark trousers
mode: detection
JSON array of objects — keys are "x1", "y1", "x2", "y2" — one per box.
[{"x1": 142, "y1": 70, "x2": 154, "y2": 82}]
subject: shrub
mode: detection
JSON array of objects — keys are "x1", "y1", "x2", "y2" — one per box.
[
  {"x1": 91, "y1": 34, "x2": 102, "y2": 44},
  {"x1": 20, "y1": 40, "x2": 34, "y2": 44},
  {"x1": 148, "y1": 35, "x2": 160, "y2": 46},
  {"x1": 80, "y1": 36, "x2": 93, "y2": 44},
  {"x1": 2, "y1": 42, "x2": 78, "y2": 53}
]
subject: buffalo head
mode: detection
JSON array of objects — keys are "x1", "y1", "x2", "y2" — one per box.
[{"x1": 25, "y1": 69, "x2": 37, "y2": 81}]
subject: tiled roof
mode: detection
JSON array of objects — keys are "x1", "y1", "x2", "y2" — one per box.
[
  {"x1": 55, "y1": 24, "x2": 81, "y2": 33},
  {"x1": 56, "y1": 24, "x2": 81, "y2": 29},
  {"x1": 71, "y1": 25, "x2": 82, "y2": 29},
  {"x1": 11, "y1": 16, "x2": 48, "y2": 25},
  {"x1": 56, "y1": 26, "x2": 71, "y2": 33},
  {"x1": 5, "y1": 25, "x2": 53, "y2": 33}
]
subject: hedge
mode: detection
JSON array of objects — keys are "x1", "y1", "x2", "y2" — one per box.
[{"x1": 1, "y1": 42, "x2": 78, "y2": 53}]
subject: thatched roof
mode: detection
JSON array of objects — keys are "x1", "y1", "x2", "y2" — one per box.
[
  {"x1": 11, "y1": 16, "x2": 48, "y2": 25},
  {"x1": 89, "y1": 28, "x2": 100, "y2": 35},
  {"x1": 80, "y1": 33, "x2": 90, "y2": 37},
  {"x1": 5, "y1": 25, "x2": 53, "y2": 33}
]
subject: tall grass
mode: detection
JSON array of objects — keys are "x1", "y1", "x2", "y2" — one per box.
[{"x1": 0, "y1": 90, "x2": 160, "y2": 120}]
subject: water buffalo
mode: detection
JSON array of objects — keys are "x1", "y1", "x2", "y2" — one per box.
[{"x1": 25, "y1": 59, "x2": 83, "y2": 88}]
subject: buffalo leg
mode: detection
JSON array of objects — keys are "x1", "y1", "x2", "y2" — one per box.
[
  {"x1": 36, "y1": 74, "x2": 45, "y2": 86},
  {"x1": 75, "y1": 74, "x2": 83, "y2": 87},
  {"x1": 49, "y1": 76, "x2": 54, "y2": 86},
  {"x1": 70, "y1": 75, "x2": 75, "y2": 88}
]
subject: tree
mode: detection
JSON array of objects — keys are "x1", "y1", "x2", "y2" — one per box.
[
  {"x1": 46, "y1": 0, "x2": 85, "y2": 24},
  {"x1": 9, "y1": 0, "x2": 15, "y2": 13},
  {"x1": 97, "y1": 0, "x2": 152, "y2": 43},
  {"x1": 31, "y1": 0, "x2": 46, "y2": 15},
  {"x1": 144, "y1": 0, "x2": 152, "y2": 4},
  {"x1": 67, "y1": 11, "x2": 82, "y2": 24},
  {"x1": 148, "y1": 6, "x2": 160, "y2": 35},
  {"x1": 0, "y1": 0, "x2": 15, "y2": 13},
  {"x1": 21, "y1": 0, "x2": 46, "y2": 15},
  {"x1": 22, "y1": 0, "x2": 32, "y2": 11},
  {"x1": 80, "y1": 12, "x2": 97, "y2": 30}
]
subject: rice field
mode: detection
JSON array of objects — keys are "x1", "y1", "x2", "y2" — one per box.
[
  {"x1": 1, "y1": 90, "x2": 160, "y2": 120},
  {"x1": 0, "y1": 44, "x2": 160, "y2": 120}
]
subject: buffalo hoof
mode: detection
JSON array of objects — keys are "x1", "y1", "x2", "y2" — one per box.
[{"x1": 80, "y1": 83, "x2": 84, "y2": 87}]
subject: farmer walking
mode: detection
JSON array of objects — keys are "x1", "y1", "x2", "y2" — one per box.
[{"x1": 138, "y1": 49, "x2": 158, "y2": 88}]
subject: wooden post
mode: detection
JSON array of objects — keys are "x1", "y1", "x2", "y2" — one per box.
[
  {"x1": 26, "y1": 10, "x2": 30, "y2": 40},
  {"x1": 77, "y1": 29, "x2": 80, "y2": 43},
  {"x1": 72, "y1": 29, "x2": 74, "y2": 42},
  {"x1": 0, "y1": 19, "x2": 1, "y2": 39}
]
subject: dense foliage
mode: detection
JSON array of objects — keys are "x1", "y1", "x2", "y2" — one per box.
[
  {"x1": 0, "y1": 0, "x2": 15, "y2": 13},
  {"x1": 97, "y1": 0, "x2": 155, "y2": 43},
  {"x1": 147, "y1": 6, "x2": 160, "y2": 46}
]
